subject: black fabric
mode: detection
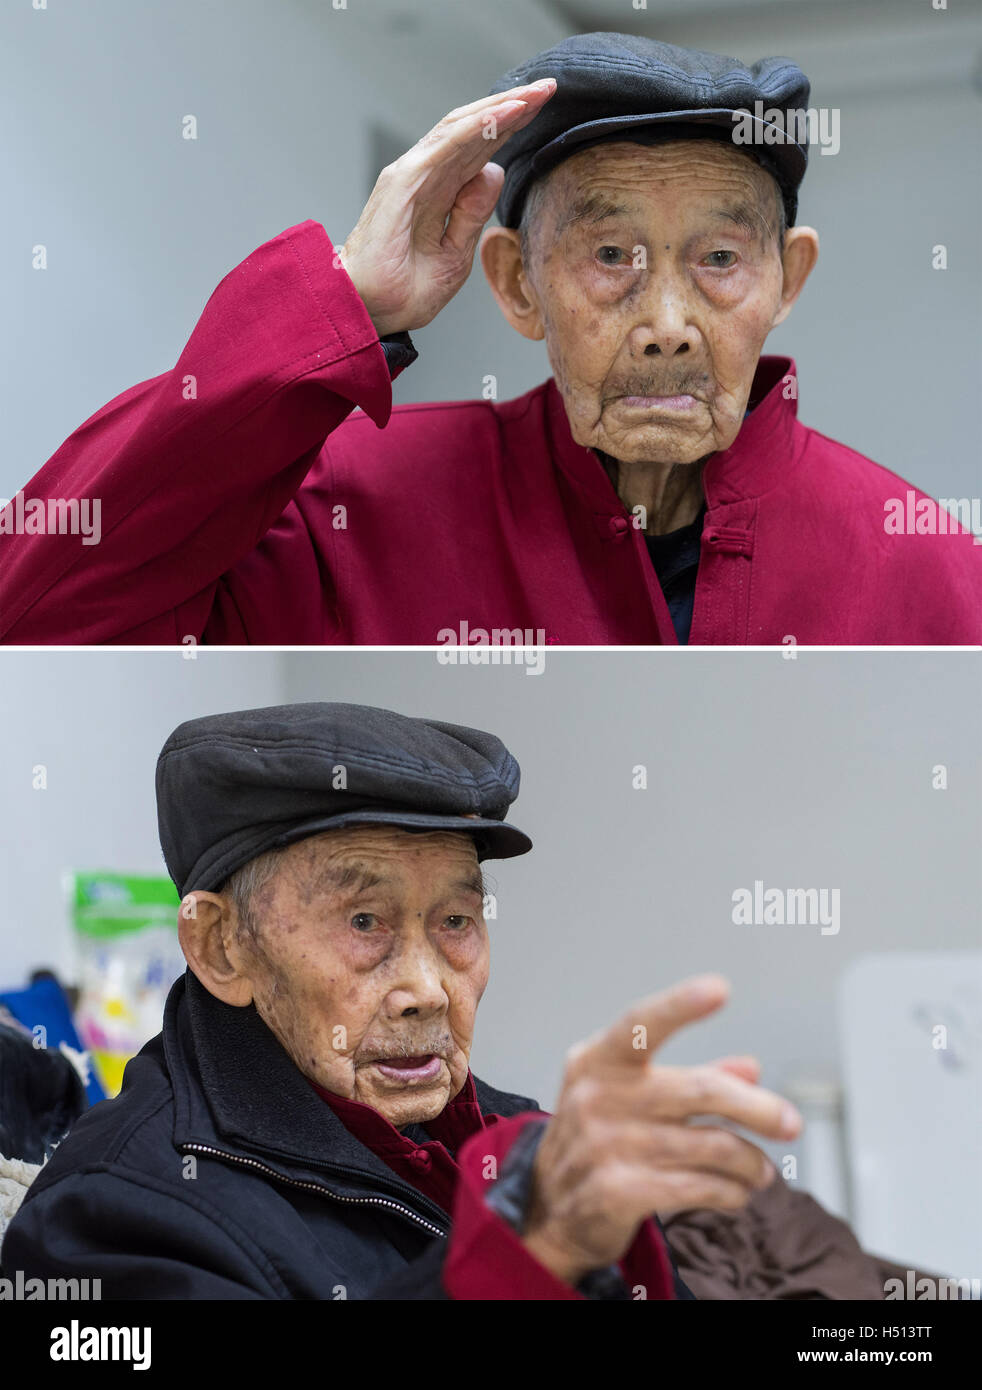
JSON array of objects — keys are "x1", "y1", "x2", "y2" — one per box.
[
  {"x1": 379, "y1": 331, "x2": 418, "y2": 376},
  {"x1": 644, "y1": 507, "x2": 706, "y2": 645},
  {"x1": 1, "y1": 970, "x2": 693, "y2": 1300},
  {"x1": 0, "y1": 1023, "x2": 86, "y2": 1165},
  {"x1": 489, "y1": 31, "x2": 810, "y2": 228},
  {"x1": 155, "y1": 701, "x2": 533, "y2": 895}
]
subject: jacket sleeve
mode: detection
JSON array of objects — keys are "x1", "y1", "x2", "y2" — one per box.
[
  {"x1": 439, "y1": 1114, "x2": 679, "y2": 1301},
  {"x1": 0, "y1": 220, "x2": 400, "y2": 644}
]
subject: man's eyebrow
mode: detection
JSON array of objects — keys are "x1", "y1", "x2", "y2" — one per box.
[
  {"x1": 316, "y1": 862, "x2": 390, "y2": 895},
  {"x1": 711, "y1": 201, "x2": 769, "y2": 240},
  {"x1": 310, "y1": 863, "x2": 485, "y2": 901},
  {"x1": 556, "y1": 192, "x2": 633, "y2": 237},
  {"x1": 451, "y1": 874, "x2": 486, "y2": 901}
]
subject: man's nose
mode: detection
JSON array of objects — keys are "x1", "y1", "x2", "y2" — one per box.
[
  {"x1": 630, "y1": 273, "x2": 698, "y2": 359},
  {"x1": 385, "y1": 944, "x2": 449, "y2": 1020}
]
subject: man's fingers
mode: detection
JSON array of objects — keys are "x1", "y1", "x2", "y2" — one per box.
[
  {"x1": 709, "y1": 1055, "x2": 761, "y2": 1082},
  {"x1": 442, "y1": 164, "x2": 505, "y2": 256},
  {"x1": 643, "y1": 1064, "x2": 801, "y2": 1141},
  {"x1": 570, "y1": 974, "x2": 731, "y2": 1074},
  {"x1": 605, "y1": 1164, "x2": 758, "y2": 1225},
  {"x1": 437, "y1": 79, "x2": 557, "y2": 131},
  {"x1": 406, "y1": 81, "x2": 554, "y2": 188},
  {"x1": 389, "y1": 85, "x2": 552, "y2": 251},
  {"x1": 652, "y1": 1168, "x2": 758, "y2": 1220},
  {"x1": 616, "y1": 1119, "x2": 776, "y2": 1191}
]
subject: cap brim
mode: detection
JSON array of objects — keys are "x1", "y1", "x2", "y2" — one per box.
[
  {"x1": 265, "y1": 809, "x2": 533, "y2": 863},
  {"x1": 532, "y1": 108, "x2": 807, "y2": 182},
  {"x1": 182, "y1": 808, "x2": 532, "y2": 895}
]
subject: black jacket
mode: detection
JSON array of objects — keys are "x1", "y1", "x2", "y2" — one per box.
[
  {"x1": 2, "y1": 970, "x2": 691, "y2": 1300},
  {"x1": 0, "y1": 1020, "x2": 86, "y2": 1165}
]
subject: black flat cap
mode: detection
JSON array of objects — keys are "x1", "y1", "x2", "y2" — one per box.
[
  {"x1": 490, "y1": 31, "x2": 810, "y2": 228},
  {"x1": 156, "y1": 702, "x2": 532, "y2": 897}
]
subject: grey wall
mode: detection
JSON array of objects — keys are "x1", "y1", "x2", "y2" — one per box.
[
  {"x1": 279, "y1": 650, "x2": 981, "y2": 1112},
  {"x1": 4, "y1": 0, "x2": 979, "y2": 505}
]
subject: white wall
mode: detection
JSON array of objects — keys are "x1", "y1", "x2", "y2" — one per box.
[
  {"x1": 0, "y1": 0, "x2": 562, "y2": 500},
  {"x1": 0, "y1": 651, "x2": 287, "y2": 987}
]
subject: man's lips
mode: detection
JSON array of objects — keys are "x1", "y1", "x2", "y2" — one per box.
[
  {"x1": 615, "y1": 393, "x2": 700, "y2": 411},
  {"x1": 369, "y1": 1054, "x2": 444, "y2": 1083}
]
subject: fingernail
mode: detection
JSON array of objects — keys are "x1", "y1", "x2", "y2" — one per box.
[{"x1": 533, "y1": 78, "x2": 556, "y2": 90}]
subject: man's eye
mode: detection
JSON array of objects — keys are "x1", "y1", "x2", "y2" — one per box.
[
  {"x1": 596, "y1": 245, "x2": 626, "y2": 266},
  {"x1": 703, "y1": 250, "x2": 737, "y2": 268},
  {"x1": 444, "y1": 915, "x2": 470, "y2": 930},
  {"x1": 351, "y1": 913, "x2": 377, "y2": 932}
]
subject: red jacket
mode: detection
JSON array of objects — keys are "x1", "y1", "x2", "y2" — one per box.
[{"x1": 1, "y1": 218, "x2": 978, "y2": 644}]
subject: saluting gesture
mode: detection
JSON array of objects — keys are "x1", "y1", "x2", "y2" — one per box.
[{"x1": 337, "y1": 79, "x2": 557, "y2": 337}]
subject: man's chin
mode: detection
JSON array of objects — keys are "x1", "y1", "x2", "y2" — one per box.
[
  {"x1": 357, "y1": 1059, "x2": 453, "y2": 1125},
  {"x1": 590, "y1": 406, "x2": 720, "y2": 465},
  {"x1": 374, "y1": 1086, "x2": 451, "y2": 1129},
  {"x1": 596, "y1": 431, "x2": 714, "y2": 466}
]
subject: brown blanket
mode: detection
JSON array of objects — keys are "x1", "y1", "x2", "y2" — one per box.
[{"x1": 663, "y1": 1178, "x2": 931, "y2": 1300}]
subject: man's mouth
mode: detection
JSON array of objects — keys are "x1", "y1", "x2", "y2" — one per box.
[
  {"x1": 616, "y1": 393, "x2": 699, "y2": 412},
  {"x1": 370, "y1": 1054, "x2": 444, "y2": 1084}
]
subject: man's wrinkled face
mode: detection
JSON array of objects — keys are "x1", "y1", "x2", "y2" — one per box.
[
  {"x1": 521, "y1": 140, "x2": 787, "y2": 463},
  {"x1": 229, "y1": 827, "x2": 489, "y2": 1128}
]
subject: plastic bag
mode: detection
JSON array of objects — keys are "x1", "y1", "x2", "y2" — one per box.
[{"x1": 66, "y1": 871, "x2": 184, "y2": 1097}]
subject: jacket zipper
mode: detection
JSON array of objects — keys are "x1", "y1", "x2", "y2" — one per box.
[{"x1": 180, "y1": 1141, "x2": 448, "y2": 1240}]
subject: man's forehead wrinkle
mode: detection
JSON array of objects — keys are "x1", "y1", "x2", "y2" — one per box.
[
  {"x1": 273, "y1": 828, "x2": 481, "y2": 905},
  {"x1": 545, "y1": 141, "x2": 775, "y2": 230}
]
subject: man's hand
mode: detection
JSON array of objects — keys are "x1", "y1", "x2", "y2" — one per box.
[
  {"x1": 335, "y1": 80, "x2": 556, "y2": 337},
  {"x1": 522, "y1": 975, "x2": 803, "y2": 1286}
]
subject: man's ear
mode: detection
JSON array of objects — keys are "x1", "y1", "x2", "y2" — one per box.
[
  {"x1": 771, "y1": 225, "x2": 819, "y2": 330},
  {"x1": 178, "y1": 891, "x2": 255, "y2": 1007},
  {"x1": 479, "y1": 226, "x2": 546, "y2": 341}
]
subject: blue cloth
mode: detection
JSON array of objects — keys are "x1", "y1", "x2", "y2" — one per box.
[{"x1": 0, "y1": 976, "x2": 104, "y2": 1105}]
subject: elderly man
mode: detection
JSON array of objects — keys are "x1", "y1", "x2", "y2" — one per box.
[
  {"x1": 1, "y1": 702, "x2": 801, "y2": 1300},
  {"x1": 2, "y1": 32, "x2": 977, "y2": 645}
]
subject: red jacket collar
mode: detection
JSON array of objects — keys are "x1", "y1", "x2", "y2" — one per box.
[{"x1": 545, "y1": 354, "x2": 801, "y2": 508}]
